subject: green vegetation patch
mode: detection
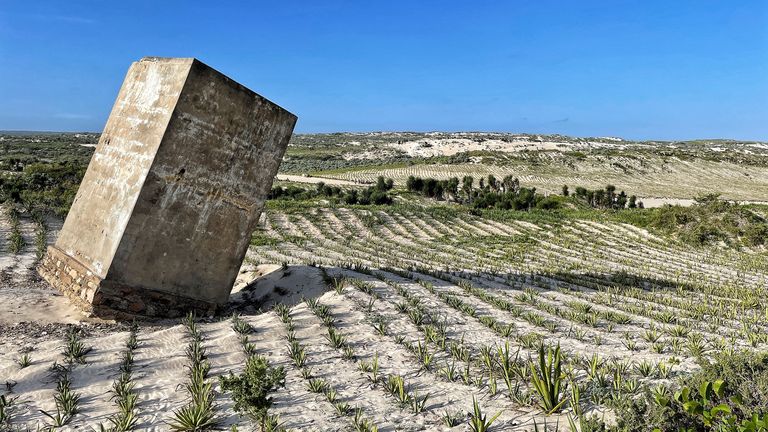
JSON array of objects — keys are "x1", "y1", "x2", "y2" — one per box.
[
  {"x1": 0, "y1": 162, "x2": 85, "y2": 217},
  {"x1": 269, "y1": 176, "x2": 395, "y2": 205},
  {"x1": 219, "y1": 354, "x2": 286, "y2": 424},
  {"x1": 649, "y1": 194, "x2": 768, "y2": 247},
  {"x1": 610, "y1": 350, "x2": 768, "y2": 432},
  {"x1": 250, "y1": 230, "x2": 279, "y2": 247}
]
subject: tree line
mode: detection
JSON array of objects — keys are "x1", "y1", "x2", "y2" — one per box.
[
  {"x1": 406, "y1": 174, "x2": 559, "y2": 210},
  {"x1": 406, "y1": 174, "x2": 643, "y2": 211},
  {"x1": 269, "y1": 176, "x2": 394, "y2": 205},
  {"x1": 565, "y1": 185, "x2": 643, "y2": 209}
]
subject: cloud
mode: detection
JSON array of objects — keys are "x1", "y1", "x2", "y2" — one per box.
[
  {"x1": 54, "y1": 113, "x2": 92, "y2": 120},
  {"x1": 551, "y1": 117, "x2": 569, "y2": 123}
]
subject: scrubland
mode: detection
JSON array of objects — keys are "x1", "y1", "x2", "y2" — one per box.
[{"x1": 1, "y1": 132, "x2": 768, "y2": 431}]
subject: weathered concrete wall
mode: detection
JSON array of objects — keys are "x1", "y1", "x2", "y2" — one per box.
[
  {"x1": 55, "y1": 59, "x2": 191, "y2": 278},
  {"x1": 39, "y1": 57, "x2": 297, "y2": 318}
]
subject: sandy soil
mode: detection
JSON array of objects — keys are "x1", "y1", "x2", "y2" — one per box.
[
  {"x1": 0, "y1": 213, "x2": 85, "y2": 326},
  {"x1": 0, "y1": 257, "x2": 331, "y2": 430},
  {"x1": 275, "y1": 174, "x2": 359, "y2": 185},
  {"x1": 0, "y1": 210, "x2": 335, "y2": 430},
  {"x1": 2, "y1": 204, "x2": 763, "y2": 430},
  {"x1": 388, "y1": 137, "x2": 579, "y2": 157},
  {"x1": 375, "y1": 133, "x2": 646, "y2": 158}
]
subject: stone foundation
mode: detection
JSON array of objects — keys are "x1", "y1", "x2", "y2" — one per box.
[
  {"x1": 38, "y1": 245, "x2": 219, "y2": 319},
  {"x1": 38, "y1": 246, "x2": 100, "y2": 314}
]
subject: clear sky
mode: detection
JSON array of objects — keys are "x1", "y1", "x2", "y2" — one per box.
[{"x1": 1, "y1": 1, "x2": 766, "y2": 140}]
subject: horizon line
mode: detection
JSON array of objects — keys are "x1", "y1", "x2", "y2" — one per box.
[{"x1": 1, "y1": 129, "x2": 766, "y2": 144}]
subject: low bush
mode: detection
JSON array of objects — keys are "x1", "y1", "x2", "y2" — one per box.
[
  {"x1": 610, "y1": 350, "x2": 768, "y2": 431},
  {"x1": 0, "y1": 162, "x2": 85, "y2": 217},
  {"x1": 650, "y1": 194, "x2": 768, "y2": 247},
  {"x1": 219, "y1": 355, "x2": 286, "y2": 425}
]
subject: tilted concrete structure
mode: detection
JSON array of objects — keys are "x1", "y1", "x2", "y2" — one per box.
[{"x1": 38, "y1": 57, "x2": 297, "y2": 318}]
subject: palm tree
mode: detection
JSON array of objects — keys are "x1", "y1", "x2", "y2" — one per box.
[
  {"x1": 502, "y1": 176, "x2": 519, "y2": 194},
  {"x1": 594, "y1": 190, "x2": 606, "y2": 208},
  {"x1": 605, "y1": 185, "x2": 616, "y2": 207},
  {"x1": 616, "y1": 191, "x2": 628, "y2": 208},
  {"x1": 462, "y1": 176, "x2": 474, "y2": 202},
  {"x1": 488, "y1": 175, "x2": 498, "y2": 192}
]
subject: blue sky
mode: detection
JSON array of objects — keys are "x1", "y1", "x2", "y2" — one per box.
[{"x1": 0, "y1": 1, "x2": 766, "y2": 140}]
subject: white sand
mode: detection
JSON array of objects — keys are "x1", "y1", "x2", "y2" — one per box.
[{"x1": 275, "y1": 174, "x2": 358, "y2": 186}]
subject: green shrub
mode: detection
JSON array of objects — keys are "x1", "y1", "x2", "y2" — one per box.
[
  {"x1": 743, "y1": 223, "x2": 768, "y2": 246},
  {"x1": 219, "y1": 355, "x2": 286, "y2": 424},
  {"x1": 0, "y1": 162, "x2": 85, "y2": 217},
  {"x1": 611, "y1": 350, "x2": 768, "y2": 431},
  {"x1": 535, "y1": 195, "x2": 563, "y2": 210},
  {"x1": 688, "y1": 350, "x2": 768, "y2": 418},
  {"x1": 650, "y1": 196, "x2": 768, "y2": 248}
]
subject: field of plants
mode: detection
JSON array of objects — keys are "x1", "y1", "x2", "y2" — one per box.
[
  {"x1": 1, "y1": 132, "x2": 768, "y2": 431},
  {"x1": 2, "y1": 199, "x2": 768, "y2": 430}
]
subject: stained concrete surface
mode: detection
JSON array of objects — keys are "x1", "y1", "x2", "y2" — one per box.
[{"x1": 40, "y1": 57, "x2": 297, "y2": 317}]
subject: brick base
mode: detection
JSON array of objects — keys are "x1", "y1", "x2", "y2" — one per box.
[{"x1": 38, "y1": 246, "x2": 220, "y2": 319}]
